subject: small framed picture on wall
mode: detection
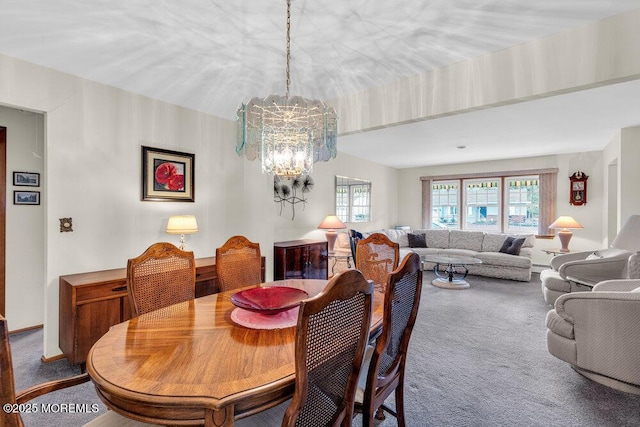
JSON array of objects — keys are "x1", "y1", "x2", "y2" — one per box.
[
  {"x1": 13, "y1": 171, "x2": 40, "y2": 187},
  {"x1": 14, "y1": 191, "x2": 40, "y2": 205}
]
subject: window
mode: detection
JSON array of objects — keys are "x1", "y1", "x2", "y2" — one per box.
[
  {"x1": 431, "y1": 181, "x2": 459, "y2": 229},
  {"x1": 423, "y1": 169, "x2": 556, "y2": 235},
  {"x1": 504, "y1": 177, "x2": 539, "y2": 233},
  {"x1": 464, "y1": 179, "x2": 501, "y2": 231},
  {"x1": 336, "y1": 176, "x2": 371, "y2": 223}
]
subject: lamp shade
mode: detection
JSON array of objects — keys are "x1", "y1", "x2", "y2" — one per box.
[
  {"x1": 611, "y1": 215, "x2": 640, "y2": 251},
  {"x1": 318, "y1": 215, "x2": 346, "y2": 230},
  {"x1": 166, "y1": 215, "x2": 199, "y2": 234},
  {"x1": 549, "y1": 216, "x2": 583, "y2": 230}
]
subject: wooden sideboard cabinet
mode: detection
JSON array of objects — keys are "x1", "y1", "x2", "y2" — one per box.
[
  {"x1": 59, "y1": 256, "x2": 264, "y2": 366},
  {"x1": 274, "y1": 240, "x2": 328, "y2": 280}
]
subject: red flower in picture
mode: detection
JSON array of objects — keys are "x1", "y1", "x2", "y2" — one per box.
[
  {"x1": 167, "y1": 174, "x2": 185, "y2": 191},
  {"x1": 155, "y1": 162, "x2": 177, "y2": 184}
]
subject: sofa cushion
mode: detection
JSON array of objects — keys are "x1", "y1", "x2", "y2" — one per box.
[
  {"x1": 442, "y1": 249, "x2": 480, "y2": 258},
  {"x1": 499, "y1": 237, "x2": 526, "y2": 255},
  {"x1": 406, "y1": 248, "x2": 440, "y2": 258},
  {"x1": 407, "y1": 233, "x2": 427, "y2": 248},
  {"x1": 450, "y1": 230, "x2": 484, "y2": 252},
  {"x1": 540, "y1": 269, "x2": 571, "y2": 292},
  {"x1": 482, "y1": 233, "x2": 509, "y2": 252},
  {"x1": 423, "y1": 230, "x2": 450, "y2": 249},
  {"x1": 475, "y1": 252, "x2": 532, "y2": 269},
  {"x1": 377, "y1": 229, "x2": 410, "y2": 247}
]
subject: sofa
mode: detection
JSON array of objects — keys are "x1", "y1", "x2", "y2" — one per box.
[{"x1": 335, "y1": 228, "x2": 535, "y2": 281}]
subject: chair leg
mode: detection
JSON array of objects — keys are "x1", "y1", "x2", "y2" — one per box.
[{"x1": 395, "y1": 374, "x2": 406, "y2": 427}]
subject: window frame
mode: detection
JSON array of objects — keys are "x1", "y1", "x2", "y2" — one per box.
[
  {"x1": 422, "y1": 168, "x2": 557, "y2": 236},
  {"x1": 335, "y1": 176, "x2": 371, "y2": 223}
]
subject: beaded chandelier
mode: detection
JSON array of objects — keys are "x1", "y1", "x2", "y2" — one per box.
[{"x1": 236, "y1": 0, "x2": 337, "y2": 178}]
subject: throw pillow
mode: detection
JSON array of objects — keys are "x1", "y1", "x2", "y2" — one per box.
[
  {"x1": 499, "y1": 237, "x2": 526, "y2": 255},
  {"x1": 407, "y1": 233, "x2": 427, "y2": 248}
]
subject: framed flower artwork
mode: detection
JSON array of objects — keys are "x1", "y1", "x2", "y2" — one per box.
[{"x1": 141, "y1": 146, "x2": 195, "y2": 202}]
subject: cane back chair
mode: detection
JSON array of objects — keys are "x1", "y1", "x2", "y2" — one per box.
[
  {"x1": 235, "y1": 269, "x2": 374, "y2": 427},
  {"x1": 355, "y1": 252, "x2": 423, "y2": 426},
  {"x1": 127, "y1": 242, "x2": 196, "y2": 317},
  {"x1": 355, "y1": 233, "x2": 400, "y2": 292},
  {"x1": 216, "y1": 235, "x2": 262, "y2": 292}
]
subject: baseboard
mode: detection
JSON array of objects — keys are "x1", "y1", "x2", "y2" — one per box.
[
  {"x1": 8, "y1": 323, "x2": 43, "y2": 335},
  {"x1": 41, "y1": 353, "x2": 66, "y2": 363},
  {"x1": 532, "y1": 264, "x2": 548, "y2": 274}
]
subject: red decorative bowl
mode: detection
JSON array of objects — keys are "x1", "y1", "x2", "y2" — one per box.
[{"x1": 231, "y1": 286, "x2": 309, "y2": 315}]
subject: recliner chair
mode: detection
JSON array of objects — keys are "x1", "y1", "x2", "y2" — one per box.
[
  {"x1": 541, "y1": 215, "x2": 640, "y2": 305},
  {"x1": 546, "y1": 253, "x2": 640, "y2": 394}
]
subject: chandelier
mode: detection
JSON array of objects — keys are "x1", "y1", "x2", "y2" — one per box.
[{"x1": 236, "y1": 0, "x2": 338, "y2": 178}]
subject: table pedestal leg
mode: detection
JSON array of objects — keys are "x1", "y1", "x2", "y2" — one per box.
[{"x1": 431, "y1": 263, "x2": 471, "y2": 289}]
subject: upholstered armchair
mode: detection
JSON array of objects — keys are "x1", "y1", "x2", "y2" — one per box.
[
  {"x1": 546, "y1": 272, "x2": 640, "y2": 394},
  {"x1": 540, "y1": 215, "x2": 640, "y2": 305}
]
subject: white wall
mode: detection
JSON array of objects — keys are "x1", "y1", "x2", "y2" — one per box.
[
  {"x1": 619, "y1": 127, "x2": 640, "y2": 222},
  {"x1": 602, "y1": 125, "x2": 640, "y2": 238},
  {"x1": 0, "y1": 106, "x2": 44, "y2": 329}
]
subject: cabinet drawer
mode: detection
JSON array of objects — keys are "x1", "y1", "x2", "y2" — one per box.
[
  {"x1": 75, "y1": 281, "x2": 127, "y2": 303},
  {"x1": 196, "y1": 265, "x2": 217, "y2": 281}
]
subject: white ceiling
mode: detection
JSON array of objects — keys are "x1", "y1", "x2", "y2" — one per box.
[{"x1": 1, "y1": 0, "x2": 640, "y2": 168}]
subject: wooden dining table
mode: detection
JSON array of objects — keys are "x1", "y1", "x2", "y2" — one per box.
[{"x1": 86, "y1": 278, "x2": 384, "y2": 427}]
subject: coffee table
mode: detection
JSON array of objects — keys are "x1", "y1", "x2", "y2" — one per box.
[{"x1": 422, "y1": 255, "x2": 482, "y2": 289}]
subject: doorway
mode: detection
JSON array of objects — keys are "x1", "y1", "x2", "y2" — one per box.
[{"x1": 0, "y1": 127, "x2": 6, "y2": 316}]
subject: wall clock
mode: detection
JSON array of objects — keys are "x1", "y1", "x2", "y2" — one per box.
[{"x1": 569, "y1": 171, "x2": 588, "y2": 206}]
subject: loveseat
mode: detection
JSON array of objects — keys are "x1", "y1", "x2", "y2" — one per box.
[{"x1": 335, "y1": 228, "x2": 535, "y2": 281}]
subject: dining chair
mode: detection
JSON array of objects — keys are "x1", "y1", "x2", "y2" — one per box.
[
  {"x1": 355, "y1": 252, "x2": 423, "y2": 427},
  {"x1": 127, "y1": 242, "x2": 196, "y2": 317},
  {"x1": 0, "y1": 315, "x2": 152, "y2": 427},
  {"x1": 216, "y1": 235, "x2": 262, "y2": 292},
  {"x1": 355, "y1": 232, "x2": 400, "y2": 292},
  {"x1": 235, "y1": 269, "x2": 374, "y2": 427}
]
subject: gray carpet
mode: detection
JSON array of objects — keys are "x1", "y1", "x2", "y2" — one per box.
[{"x1": 9, "y1": 272, "x2": 640, "y2": 426}]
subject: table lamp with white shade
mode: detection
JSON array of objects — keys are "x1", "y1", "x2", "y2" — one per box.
[
  {"x1": 318, "y1": 215, "x2": 346, "y2": 255},
  {"x1": 166, "y1": 215, "x2": 199, "y2": 251},
  {"x1": 549, "y1": 216, "x2": 583, "y2": 252}
]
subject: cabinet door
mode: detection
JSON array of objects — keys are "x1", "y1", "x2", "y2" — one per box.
[
  {"x1": 304, "y1": 243, "x2": 328, "y2": 279},
  {"x1": 282, "y1": 246, "x2": 307, "y2": 279},
  {"x1": 75, "y1": 298, "x2": 121, "y2": 364}
]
